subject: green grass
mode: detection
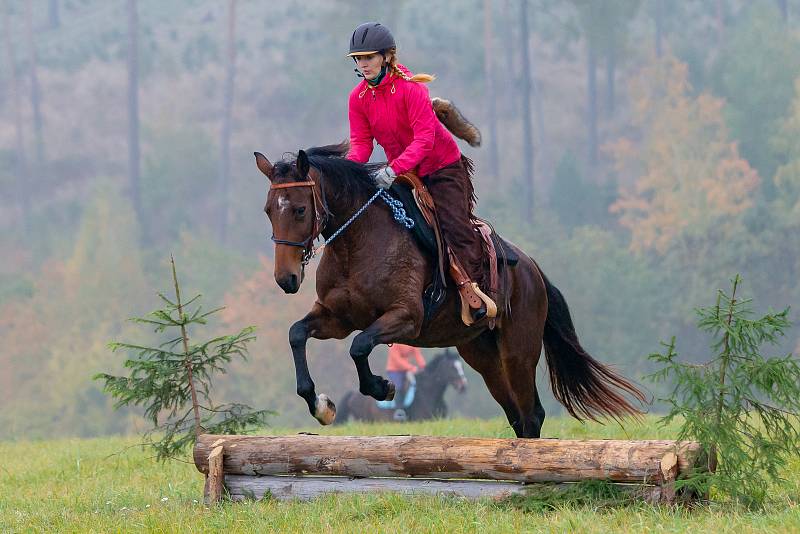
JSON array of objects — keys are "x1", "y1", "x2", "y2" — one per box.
[{"x1": 2, "y1": 416, "x2": 799, "y2": 533}]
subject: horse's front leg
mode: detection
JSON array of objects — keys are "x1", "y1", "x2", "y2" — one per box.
[
  {"x1": 289, "y1": 302, "x2": 352, "y2": 425},
  {"x1": 350, "y1": 306, "x2": 422, "y2": 401}
]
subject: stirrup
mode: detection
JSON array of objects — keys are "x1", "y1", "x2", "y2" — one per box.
[{"x1": 459, "y1": 282, "x2": 497, "y2": 326}]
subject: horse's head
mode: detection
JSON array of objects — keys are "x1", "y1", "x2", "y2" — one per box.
[
  {"x1": 430, "y1": 349, "x2": 468, "y2": 393},
  {"x1": 255, "y1": 150, "x2": 324, "y2": 294}
]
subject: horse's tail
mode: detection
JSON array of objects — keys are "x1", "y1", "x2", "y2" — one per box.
[
  {"x1": 540, "y1": 270, "x2": 647, "y2": 422},
  {"x1": 334, "y1": 391, "x2": 353, "y2": 424}
]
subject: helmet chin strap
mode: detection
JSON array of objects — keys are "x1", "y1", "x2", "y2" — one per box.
[{"x1": 353, "y1": 53, "x2": 388, "y2": 79}]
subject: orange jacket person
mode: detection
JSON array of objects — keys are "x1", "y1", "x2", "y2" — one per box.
[{"x1": 386, "y1": 343, "x2": 425, "y2": 393}]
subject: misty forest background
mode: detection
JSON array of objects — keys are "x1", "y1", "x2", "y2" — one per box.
[{"x1": 2, "y1": 0, "x2": 800, "y2": 439}]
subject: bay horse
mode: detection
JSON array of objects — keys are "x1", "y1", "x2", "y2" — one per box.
[
  {"x1": 336, "y1": 349, "x2": 468, "y2": 423},
  {"x1": 256, "y1": 143, "x2": 645, "y2": 438}
]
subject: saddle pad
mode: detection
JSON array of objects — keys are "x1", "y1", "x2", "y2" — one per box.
[{"x1": 388, "y1": 183, "x2": 519, "y2": 266}]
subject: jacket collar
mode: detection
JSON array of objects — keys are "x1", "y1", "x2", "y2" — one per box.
[{"x1": 361, "y1": 63, "x2": 410, "y2": 93}]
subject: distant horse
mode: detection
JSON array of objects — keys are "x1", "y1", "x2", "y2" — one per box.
[
  {"x1": 255, "y1": 143, "x2": 645, "y2": 438},
  {"x1": 337, "y1": 349, "x2": 468, "y2": 423}
]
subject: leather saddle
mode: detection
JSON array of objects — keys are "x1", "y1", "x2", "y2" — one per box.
[{"x1": 388, "y1": 173, "x2": 518, "y2": 325}]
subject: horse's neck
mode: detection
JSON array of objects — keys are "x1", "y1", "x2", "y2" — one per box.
[
  {"x1": 414, "y1": 368, "x2": 447, "y2": 401},
  {"x1": 319, "y1": 180, "x2": 401, "y2": 254},
  {"x1": 408, "y1": 368, "x2": 446, "y2": 420},
  {"x1": 320, "y1": 182, "x2": 375, "y2": 241}
]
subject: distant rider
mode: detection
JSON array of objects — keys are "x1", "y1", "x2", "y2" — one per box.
[{"x1": 386, "y1": 343, "x2": 426, "y2": 402}]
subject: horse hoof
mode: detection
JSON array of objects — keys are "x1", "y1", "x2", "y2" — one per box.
[
  {"x1": 385, "y1": 381, "x2": 396, "y2": 401},
  {"x1": 314, "y1": 394, "x2": 336, "y2": 425}
]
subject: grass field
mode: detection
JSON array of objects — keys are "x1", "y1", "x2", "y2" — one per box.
[{"x1": 2, "y1": 416, "x2": 799, "y2": 533}]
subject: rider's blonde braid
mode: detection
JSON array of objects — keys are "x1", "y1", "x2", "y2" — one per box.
[{"x1": 385, "y1": 48, "x2": 435, "y2": 83}]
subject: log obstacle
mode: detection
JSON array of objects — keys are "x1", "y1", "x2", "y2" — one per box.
[{"x1": 194, "y1": 434, "x2": 707, "y2": 504}]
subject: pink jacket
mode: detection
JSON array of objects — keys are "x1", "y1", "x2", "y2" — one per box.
[{"x1": 347, "y1": 64, "x2": 461, "y2": 176}]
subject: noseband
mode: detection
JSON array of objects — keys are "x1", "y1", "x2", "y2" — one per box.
[{"x1": 269, "y1": 180, "x2": 326, "y2": 266}]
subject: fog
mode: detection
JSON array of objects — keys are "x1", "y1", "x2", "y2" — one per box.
[{"x1": 2, "y1": 0, "x2": 798, "y2": 438}]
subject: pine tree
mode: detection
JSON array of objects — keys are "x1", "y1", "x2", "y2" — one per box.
[
  {"x1": 95, "y1": 256, "x2": 273, "y2": 461},
  {"x1": 649, "y1": 275, "x2": 800, "y2": 506}
]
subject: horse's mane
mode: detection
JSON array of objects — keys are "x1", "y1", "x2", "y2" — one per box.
[
  {"x1": 276, "y1": 142, "x2": 382, "y2": 201},
  {"x1": 425, "y1": 350, "x2": 457, "y2": 372}
]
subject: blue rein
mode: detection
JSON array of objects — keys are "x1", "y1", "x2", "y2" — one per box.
[{"x1": 322, "y1": 189, "x2": 415, "y2": 248}]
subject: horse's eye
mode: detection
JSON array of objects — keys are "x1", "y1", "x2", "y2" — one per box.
[{"x1": 294, "y1": 206, "x2": 307, "y2": 218}]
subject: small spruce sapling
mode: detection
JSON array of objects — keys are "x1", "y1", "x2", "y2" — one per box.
[
  {"x1": 648, "y1": 275, "x2": 800, "y2": 506},
  {"x1": 95, "y1": 256, "x2": 274, "y2": 461}
]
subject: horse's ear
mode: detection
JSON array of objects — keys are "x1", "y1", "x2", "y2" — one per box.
[
  {"x1": 297, "y1": 150, "x2": 310, "y2": 179},
  {"x1": 254, "y1": 152, "x2": 274, "y2": 181}
]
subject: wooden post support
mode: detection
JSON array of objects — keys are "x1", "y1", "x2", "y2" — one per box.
[
  {"x1": 204, "y1": 445, "x2": 225, "y2": 505},
  {"x1": 658, "y1": 451, "x2": 678, "y2": 505}
]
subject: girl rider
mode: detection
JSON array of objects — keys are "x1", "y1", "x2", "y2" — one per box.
[{"x1": 345, "y1": 22, "x2": 496, "y2": 324}]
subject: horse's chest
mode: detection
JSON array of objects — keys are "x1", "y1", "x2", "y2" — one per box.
[
  {"x1": 318, "y1": 277, "x2": 388, "y2": 320},
  {"x1": 316, "y1": 248, "x2": 417, "y2": 327},
  {"x1": 315, "y1": 269, "x2": 375, "y2": 319}
]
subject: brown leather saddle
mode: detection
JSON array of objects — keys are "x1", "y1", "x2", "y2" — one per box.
[{"x1": 391, "y1": 173, "x2": 517, "y2": 327}]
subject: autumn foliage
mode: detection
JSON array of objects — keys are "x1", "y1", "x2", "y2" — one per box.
[{"x1": 609, "y1": 55, "x2": 760, "y2": 254}]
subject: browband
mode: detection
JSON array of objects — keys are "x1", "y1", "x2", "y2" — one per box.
[{"x1": 270, "y1": 181, "x2": 316, "y2": 190}]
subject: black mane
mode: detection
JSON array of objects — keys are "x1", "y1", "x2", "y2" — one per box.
[
  {"x1": 277, "y1": 142, "x2": 382, "y2": 201},
  {"x1": 427, "y1": 349, "x2": 457, "y2": 370}
]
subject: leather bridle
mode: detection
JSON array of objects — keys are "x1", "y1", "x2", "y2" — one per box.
[
  {"x1": 268, "y1": 179, "x2": 327, "y2": 266},
  {"x1": 268, "y1": 171, "x2": 414, "y2": 267}
]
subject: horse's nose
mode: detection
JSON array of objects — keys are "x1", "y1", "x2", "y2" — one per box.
[{"x1": 277, "y1": 274, "x2": 299, "y2": 294}]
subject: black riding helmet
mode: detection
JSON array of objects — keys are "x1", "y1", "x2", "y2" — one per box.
[{"x1": 348, "y1": 22, "x2": 395, "y2": 56}]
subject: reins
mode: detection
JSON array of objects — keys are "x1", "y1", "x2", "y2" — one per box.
[{"x1": 269, "y1": 176, "x2": 414, "y2": 266}]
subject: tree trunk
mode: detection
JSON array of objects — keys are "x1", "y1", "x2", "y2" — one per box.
[
  {"x1": 194, "y1": 434, "x2": 705, "y2": 484},
  {"x1": 605, "y1": 44, "x2": 616, "y2": 117},
  {"x1": 48, "y1": 0, "x2": 59, "y2": 29},
  {"x1": 518, "y1": 0, "x2": 535, "y2": 222},
  {"x1": 655, "y1": 0, "x2": 664, "y2": 57},
  {"x1": 217, "y1": 0, "x2": 237, "y2": 244},
  {"x1": 24, "y1": 0, "x2": 45, "y2": 163},
  {"x1": 776, "y1": 0, "x2": 788, "y2": 22},
  {"x1": 224, "y1": 475, "x2": 531, "y2": 501},
  {"x1": 127, "y1": 0, "x2": 145, "y2": 240},
  {"x1": 3, "y1": 2, "x2": 31, "y2": 235},
  {"x1": 587, "y1": 40, "x2": 598, "y2": 171},
  {"x1": 528, "y1": 10, "x2": 549, "y2": 194},
  {"x1": 483, "y1": 0, "x2": 499, "y2": 180}
]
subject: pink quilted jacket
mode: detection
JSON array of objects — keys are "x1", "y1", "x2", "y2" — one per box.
[{"x1": 346, "y1": 64, "x2": 461, "y2": 176}]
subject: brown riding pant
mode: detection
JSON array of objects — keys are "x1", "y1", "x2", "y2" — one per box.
[{"x1": 423, "y1": 156, "x2": 485, "y2": 288}]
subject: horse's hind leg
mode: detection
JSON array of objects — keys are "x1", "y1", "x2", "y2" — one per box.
[
  {"x1": 496, "y1": 330, "x2": 545, "y2": 438},
  {"x1": 457, "y1": 332, "x2": 524, "y2": 437},
  {"x1": 496, "y1": 272, "x2": 548, "y2": 438},
  {"x1": 349, "y1": 306, "x2": 422, "y2": 401},
  {"x1": 289, "y1": 303, "x2": 352, "y2": 425}
]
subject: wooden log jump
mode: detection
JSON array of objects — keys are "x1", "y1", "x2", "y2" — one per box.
[{"x1": 194, "y1": 434, "x2": 706, "y2": 504}]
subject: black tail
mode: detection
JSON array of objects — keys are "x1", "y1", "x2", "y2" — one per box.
[
  {"x1": 540, "y1": 271, "x2": 646, "y2": 422},
  {"x1": 334, "y1": 391, "x2": 353, "y2": 424}
]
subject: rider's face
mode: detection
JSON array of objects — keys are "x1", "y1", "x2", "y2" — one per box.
[{"x1": 354, "y1": 53, "x2": 384, "y2": 80}]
